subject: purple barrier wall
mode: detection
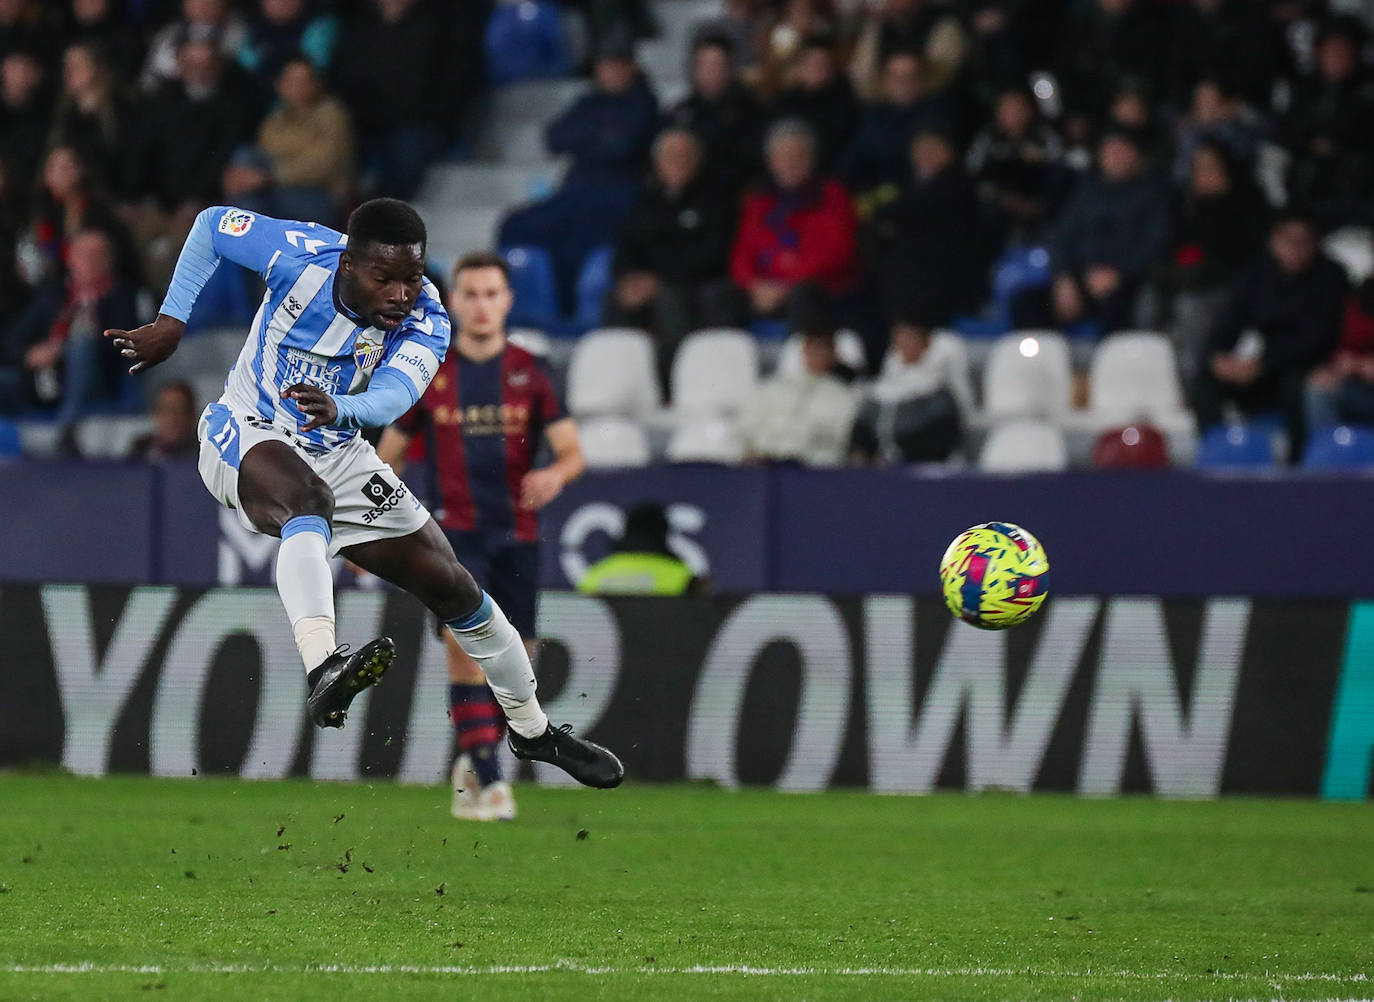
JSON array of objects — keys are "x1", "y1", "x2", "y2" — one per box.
[{"x1": 3, "y1": 461, "x2": 1374, "y2": 597}]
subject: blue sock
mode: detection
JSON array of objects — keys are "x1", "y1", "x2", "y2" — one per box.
[{"x1": 450, "y1": 683, "x2": 504, "y2": 787}]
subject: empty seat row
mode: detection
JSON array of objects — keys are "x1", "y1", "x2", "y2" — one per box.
[
  {"x1": 565, "y1": 326, "x2": 1196, "y2": 437},
  {"x1": 578, "y1": 415, "x2": 745, "y2": 469}
]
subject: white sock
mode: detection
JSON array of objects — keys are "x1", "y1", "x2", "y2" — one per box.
[
  {"x1": 448, "y1": 595, "x2": 549, "y2": 739},
  {"x1": 293, "y1": 616, "x2": 336, "y2": 674},
  {"x1": 276, "y1": 516, "x2": 336, "y2": 672}
]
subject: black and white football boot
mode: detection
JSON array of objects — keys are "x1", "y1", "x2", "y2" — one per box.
[{"x1": 306, "y1": 637, "x2": 396, "y2": 729}]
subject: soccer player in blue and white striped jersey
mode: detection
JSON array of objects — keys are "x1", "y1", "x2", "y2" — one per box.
[{"x1": 106, "y1": 199, "x2": 623, "y2": 790}]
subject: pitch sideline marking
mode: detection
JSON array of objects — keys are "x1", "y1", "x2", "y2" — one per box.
[{"x1": 2, "y1": 963, "x2": 1371, "y2": 982}]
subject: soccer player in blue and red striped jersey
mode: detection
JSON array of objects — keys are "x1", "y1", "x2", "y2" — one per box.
[{"x1": 379, "y1": 252, "x2": 584, "y2": 821}]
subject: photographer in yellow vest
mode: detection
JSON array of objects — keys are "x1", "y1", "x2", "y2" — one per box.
[{"x1": 578, "y1": 502, "x2": 700, "y2": 596}]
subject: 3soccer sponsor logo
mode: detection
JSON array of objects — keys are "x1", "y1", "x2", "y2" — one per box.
[{"x1": 360, "y1": 473, "x2": 413, "y2": 524}]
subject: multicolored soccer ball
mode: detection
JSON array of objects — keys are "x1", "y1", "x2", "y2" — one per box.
[{"x1": 939, "y1": 522, "x2": 1050, "y2": 629}]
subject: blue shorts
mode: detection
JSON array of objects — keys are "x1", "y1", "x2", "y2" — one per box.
[{"x1": 444, "y1": 529, "x2": 541, "y2": 638}]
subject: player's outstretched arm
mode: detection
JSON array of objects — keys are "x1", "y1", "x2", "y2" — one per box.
[{"x1": 105, "y1": 314, "x2": 185, "y2": 375}]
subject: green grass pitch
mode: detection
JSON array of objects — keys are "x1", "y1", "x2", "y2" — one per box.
[{"x1": 0, "y1": 774, "x2": 1370, "y2": 1001}]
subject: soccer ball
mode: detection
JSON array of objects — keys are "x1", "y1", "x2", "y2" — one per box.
[{"x1": 939, "y1": 522, "x2": 1050, "y2": 630}]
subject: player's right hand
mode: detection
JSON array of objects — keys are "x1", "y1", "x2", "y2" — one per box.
[{"x1": 105, "y1": 314, "x2": 186, "y2": 374}]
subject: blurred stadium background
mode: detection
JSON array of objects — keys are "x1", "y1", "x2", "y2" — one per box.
[{"x1": 2, "y1": 1, "x2": 1374, "y2": 998}]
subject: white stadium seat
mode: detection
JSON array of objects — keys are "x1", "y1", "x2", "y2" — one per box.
[
  {"x1": 1088, "y1": 331, "x2": 1186, "y2": 422},
  {"x1": 666, "y1": 417, "x2": 746, "y2": 464},
  {"x1": 982, "y1": 331, "x2": 1073, "y2": 421},
  {"x1": 566, "y1": 328, "x2": 661, "y2": 418},
  {"x1": 507, "y1": 328, "x2": 552, "y2": 357},
  {"x1": 577, "y1": 417, "x2": 651, "y2": 469},
  {"x1": 979, "y1": 420, "x2": 1069, "y2": 473},
  {"x1": 671, "y1": 329, "x2": 759, "y2": 415},
  {"x1": 775, "y1": 328, "x2": 869, "y2": 378},
  {"x1": 1323, "y1": 226, "x2": 1374, "y2": 284}
]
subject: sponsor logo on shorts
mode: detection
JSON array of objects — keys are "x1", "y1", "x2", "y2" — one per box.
[
  {"x1": 361, "y1": 473, "x2": 411, "y2": 524},
  {"x1": 218, "y1": 210, "x2": 255, "y2": 237}
]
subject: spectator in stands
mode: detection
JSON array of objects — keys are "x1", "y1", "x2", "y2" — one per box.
[
  {"x1": 849, "y1": 311, "x2": 969, "y2": 464},
  {"x1": 0, "y1": 155, "x2": 30, "y2": 401},
  {"x1": 729, "y1": 119, "x2": 859, "y2": 324},
  {"x1": 237, "y1": 0, "x2": 337, "y2": 87},
  {"x1": 499, "y1": 29, "x2": 659, "y2": 315},
  {"x1": 756, "y1": 0, "x2": 836, "y2": 99},
  {"x1": 1154, "y1": 141, "x2": 1269, "y2": 380},
  {"x1": 866, "y1": 125, "x2": 985, "y2": 331},
  {"x1": 1045, "y1": 125, "x2": 1171, "y2": 334},
  {"x1": 578, "y1": 502, "x2": 698, "y2": 596},
  {"x1": 7, "y1": 229, "x2": 137, "y2": 443},
  {"x1": 1105, "y1": 80, "x2": 1165, "y2": 156},
  {"x1": 606, "y1": 128, "x2": 740, "y2": 389},
  {"x1": 141, "y1": 0, "x2": 247, "y2": 92},
  {"x1": 333, "y1": 0, "x2": 473, "y2": 200},
  {"x1": 690, "y1": 0, "x2": 766, "y2": 79},
  {"x1": 1306, "y1": 272, "x2": 1374, "y2": 431},
  {"x1": 1167, "y1": 0, "x2": 1280, "y2": 112},
  {"x1": 0, "y1": 48, "x2": 52, "y2": 192},
  {"x1": 223, "y1": 56, "x2": 353, "y2": 226},
  {"x1": 848, "y1": 0, "x2": 965, "y2": 102},
  {"x1": 739, "y1": 317, "x2": 859, "y2": 467},
  {"x1": 564, "y1": 0, "x2": 659, "y2": 65},
  {"x1": 960, "y1": 0, "x2": 1035, "y2": 94},
  {"x1": 59, "y1": 0, "x2": 146, "y2": 85},
  {"x1": 22, "y1": 144, "x2": 139, "y2": 290},
  {"x1": 965, "y1": 85, "x2": 1066, "y2": 248},
  {"x1": 1281, "y1": 15, "x2": 1374, "y2": 226},
  {"x1": 1054, "y1": 0, "x2": 1167, "y2": 121},
  {"x1": 0, "y1": 0, "x2": 53, "y2": 65},
  {"x1": 769, "y1": 32, "x2": 859, "y2": 173},
  {"x1": 128, "y1": 380, "x2": 198, "y2": 461},
  {"x1": 1171, "y1": 77, "x2": 1268, "y2": 186},
  {"x1": 842, "y1": 47, "x2": 954, "y2": 213},
  {"x1": 769, "y1": 31, "x2": 851, "y2": 173},
  {"x1": 664, "y1": 33, "x2": 764, "y2": 196},
  {"x1": 135, "y1": 34, "x2": 260, "y2": 210},
  {"x1": 1194, "y1": 211, "x2": 1348, "y2": 461},
  {"x1": 49, "y1": 42, "x2": 138, "y2": 199}
]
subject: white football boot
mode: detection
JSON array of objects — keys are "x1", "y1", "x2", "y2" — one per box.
[{"x1": 451, "y1": 755, "x2": 517, "y2": 821}]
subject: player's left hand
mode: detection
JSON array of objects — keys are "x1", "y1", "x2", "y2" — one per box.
[
  {"x1": 283, "y1": 383, "x2": 338, "y2": 432},
  {"x1": 520, "y1": 468, "x2": 565, "y2": 511}
]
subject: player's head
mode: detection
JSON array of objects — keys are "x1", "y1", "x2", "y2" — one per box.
[
  {"x1": 450, "y1": 252, "x2": 513, "y2": 340},
  {"x1": 340, "y1": 198, "x2": 428, "y2": 332}
]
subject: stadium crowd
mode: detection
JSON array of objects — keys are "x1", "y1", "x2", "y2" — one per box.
[{"x1": 5, "y1": 0, "x2": 1374, "y2": 467}]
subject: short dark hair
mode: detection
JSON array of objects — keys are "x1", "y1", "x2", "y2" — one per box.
[
  {"x1": 453, "y1": 251, "x2": 511, "y2": 284},
  {"x1": 1272, "y1": 208, "x2": 1319, "y2": 235},
  {"x1": 346, "y1": 198, "x2": 427, "y2": 255},
  {"x1": 692, "y1": 32, "x2": 735, "y2": 58}
]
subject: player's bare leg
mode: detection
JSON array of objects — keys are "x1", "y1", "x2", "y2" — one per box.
[
  {"x1": 343, "y1": 521, "x2": 623, "y2": 788},
  {"x1": 237, "y1": 441, "x2": 396, "y2": 728},
  {"x1": 445, "y1": 637, "x2": 520, "y2": 821}
]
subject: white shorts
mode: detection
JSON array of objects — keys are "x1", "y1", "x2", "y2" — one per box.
[{"x1": 197, "y1": 401, "x2": 431, "y2": 556}]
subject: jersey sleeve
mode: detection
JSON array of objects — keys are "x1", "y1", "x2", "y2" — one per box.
[
  {"x1": 159, "y1": 206, "x2": 344, "y2": 321},
  {"x1": 373, "y1": 289, "x2": 451, "y2": 403},
  {"x1": 533, "y1": 358, "x2": 567, "y2": 424}
]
